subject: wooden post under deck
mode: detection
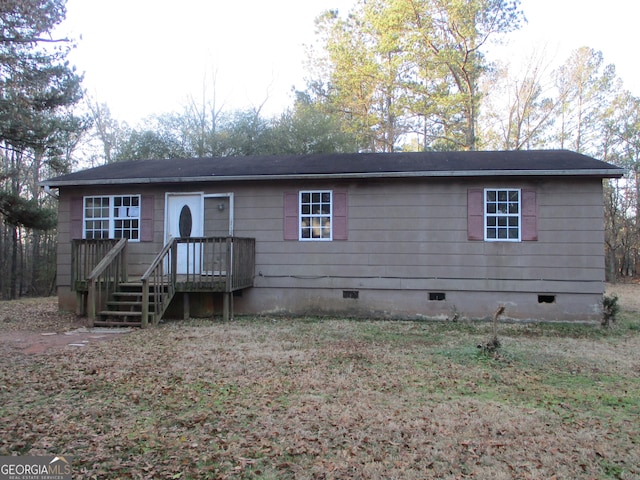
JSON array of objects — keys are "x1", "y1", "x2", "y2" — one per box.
[
  {"x1": 183, "y1": 292, "x2": 190, "y2": 320},
  {"x1": 140, "y1": 280, "x2": 149, "y2": 328},
  {"x1": 76, "y1": 291, "x2": 86, "y2": 316},
  {"x1": 223, "y1": 292, "x2": 232, "y2": 321}
]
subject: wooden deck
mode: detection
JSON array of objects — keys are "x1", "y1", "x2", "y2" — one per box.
[{"x1": 72, "y1": 237, "x2": 255, "y2": 326}]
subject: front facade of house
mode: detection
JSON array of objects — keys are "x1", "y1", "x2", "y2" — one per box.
[{"x1": 42, "y1": 150, "x2": 623, "y2": 322}]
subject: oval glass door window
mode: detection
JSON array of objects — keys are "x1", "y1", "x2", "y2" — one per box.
[{"x1": 179, "y1": 205, "x2": 193, "y2": 237}]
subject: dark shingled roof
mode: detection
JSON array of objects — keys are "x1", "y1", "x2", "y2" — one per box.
[{"x1": 41, "y1": 150, "x2": 624, "y2": 187}]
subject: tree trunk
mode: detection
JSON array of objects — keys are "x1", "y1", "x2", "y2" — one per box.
[
  {"x1": 10, "y1": 224, "x2": 18, "y2": 299},
  {"x1": 607, "y1": 248, "x2": 618, "y2": 284}
]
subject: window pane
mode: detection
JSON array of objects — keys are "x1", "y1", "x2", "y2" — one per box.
[
  {"x1": 484, "y1": 189, "x2": 521, "y2": 242},
  {"x1": 113, "y1": 197, "x2": 141, "y2": 240},
  {"x1": 84, "y1": 197, "x2": 110, "y2": 239},
  {"x1": 85, "y1": 195, "x2": 141, "y2": 241},
  {"x1": 299, "y1": 191, "x2": 332, "y2": 240}
]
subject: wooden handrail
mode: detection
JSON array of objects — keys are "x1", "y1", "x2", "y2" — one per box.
[
  {"x1": 87, "y1": 238, "x2": 128, "y2": 281},
  {"x1": 86, "y1": 238, "x2": 128, "y2": 325},
  {"x1": 140, "y1": 237, "x2": 177, "y2": 327},
  {"x1": 141, "y1": 237, "x2": 176, "y2": 282},
  {"x1": 72, "y1": 239, "x2": 119, "y2": 289}
]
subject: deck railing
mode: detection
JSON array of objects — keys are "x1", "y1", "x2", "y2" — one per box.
[
  {"x1": 85, "y1": 238, "x2": 128, "y2": 325},
  {"x1": 140, "y1": 238, "x2": 177, "y2": 327},
  {"x1": 73, "y1": 236, "x2": 255, "y2": 326},
  {"x1": 173, "y1": 237, "x2": 255, "y2": 291},
  {"x1": 72, "y1": 239, "x2": 120, "y2": 291}
]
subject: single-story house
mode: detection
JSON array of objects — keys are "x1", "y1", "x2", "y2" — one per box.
[{"x1": 41, "y1": 150, "x2": 624, "y2": 326}]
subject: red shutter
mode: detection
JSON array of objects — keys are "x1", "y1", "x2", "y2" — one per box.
[
  {"x1": 141, "y1": 195, "x2": 154, "y2": 242},
  {"x1": 521, "y1": 189, "x2": 538, "y2": 241},
  {"x1": 467, "y1": 189, "x2": 484, "y2": 241},
  {"x1": 283, "y1": 192, "x2": 299, "y2": 240},
  {"x1": 70, "y1": 196, "x2": 83, "y2": 239},
  {"x1": 333, "y1": 191, "x2": 348, "y2": 240}
]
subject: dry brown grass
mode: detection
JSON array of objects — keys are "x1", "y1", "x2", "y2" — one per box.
[{"x1": 0, "y1": 289, "x2": 639, "y2": 479}]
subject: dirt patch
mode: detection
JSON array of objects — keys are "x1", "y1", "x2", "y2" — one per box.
[
  {"x1": 2, "y1": 328, "x2": 132, "y2": 354},
  {"x1": 0, "y1": 297, "x2": 130, "y2": 354}
]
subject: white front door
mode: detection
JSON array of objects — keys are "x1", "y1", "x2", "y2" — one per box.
[{"x1": 166, "y1": 194, "x2": 203, "y2": 274}]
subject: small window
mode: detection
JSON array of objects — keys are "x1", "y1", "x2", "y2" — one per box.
[
  {"x1": 485, "y1": 189, "x2": 520, "y2": 241},
  {"x1": 343, "y1": 290, "x2": 359, "y2": 299},
  {"x1": 84, "y1": 195, "x2": 141, "y2": 241},
  {"x1": 429, "y1": 292, "x2": 446, "y2": 301},
  {"x1": 300, "y1": 190, "x2": 332, "y2": 241}
]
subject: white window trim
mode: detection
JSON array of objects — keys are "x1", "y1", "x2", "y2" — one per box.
[
  {"x1": 299, "y1": 190, "x2": 333, "y2": 241},
  {"x1": 484, "y1": 188, "x2": 521, "y2": 242},
  {"x1": 83, "y1": 194, "x2": 142, "y2": 242}
]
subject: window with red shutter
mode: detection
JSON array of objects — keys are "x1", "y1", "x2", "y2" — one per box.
[{"x1": 284, "y1": 190, "x2": 348, "y2": 241}]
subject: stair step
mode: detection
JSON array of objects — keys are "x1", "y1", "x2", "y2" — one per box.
[
  {"x1": 94, "y1": 320, "x2": 143, "y2": 327},
  {"x1": 99, "y1": 310, "x2": 142, "y2": 317},
  {"x1": 112, "y1": 292, "x2": 162, "y2": 300},
  {"x1": 119, "y1": 281, "x2": 168, "y2": 288},
  {"x1": 107, "y1": 297, "x2": 158, "y2": 304},
  {"x1": 107, "y1": 301, "x2": 143, "y2": 307},
  {"x1": 113, "y1": 288, "x2": 167, "y2": 295}
]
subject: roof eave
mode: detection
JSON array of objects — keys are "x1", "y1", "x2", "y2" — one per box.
[{"x1": 39, "y1": 168, "x2": 625, "y2": 188}]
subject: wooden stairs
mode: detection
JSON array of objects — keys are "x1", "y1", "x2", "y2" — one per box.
[{"x1": 95, "y1": 282, "x2": 172, "y2": 327}]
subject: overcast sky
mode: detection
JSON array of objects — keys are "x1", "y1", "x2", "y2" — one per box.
[{"x1": 58, "y1": 0, "x2": 640, "y2": 125}]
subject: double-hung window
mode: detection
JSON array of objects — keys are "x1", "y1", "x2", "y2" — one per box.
[
  {"x1": 485, "y1": 189, "x2": 520, "y2": 241},
  {"x1": 84, "y1": 195, "x2": 141, "y2": 240},
  {"x1": 300, "y1": 191, "x2": 332, "y2": 240}
]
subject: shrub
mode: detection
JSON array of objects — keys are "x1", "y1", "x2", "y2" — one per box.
[{"x1": 602, "y1": 294, "x2": 619, "y2": 327}]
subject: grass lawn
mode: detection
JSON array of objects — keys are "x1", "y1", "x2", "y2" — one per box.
[{"x1": 0, "y1": 297, "x2": 639, "y2": 479}]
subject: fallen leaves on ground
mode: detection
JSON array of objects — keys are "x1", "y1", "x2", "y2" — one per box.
[{"x1": 0, "y1": 299, "x2": 639, "y2": 479}]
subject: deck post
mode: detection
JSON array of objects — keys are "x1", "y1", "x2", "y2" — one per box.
[
  {"x1": 75, "y1": 291, "x2": 86, "y2": 316},
  {"x1": 87, "y1": 280, "x2": 96, "y2": 327},
  {"x1": 141, "y1": 279, "x2": 149, "y2": 328},
  {"x1": 183, "y1": 293, "x2": 190, "y2": 320},
  {"x1": 223, "y1": 292, "x2": 230, "y2": 321},
  {"x1": 171, "y1": 241, "x2": 178, "y2": 286}
]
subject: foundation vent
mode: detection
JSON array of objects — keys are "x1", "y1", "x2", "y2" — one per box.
[{"x1": 538, "y1": 294, "x2": 556, "y2": 304}]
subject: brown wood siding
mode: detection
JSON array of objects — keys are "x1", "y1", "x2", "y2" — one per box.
[
  {"x1": 57, "y1": 191, "x2": 73, "y2": 288},
  {"x1": 56, "y1": 177, "x2": 606, "y2": 310},
  {"x1": 57, "y1": 186, "x2": 169, "y2": 289},
  {"x1": 233, "y1": 178, "x2": 606, "y2": 295}
]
